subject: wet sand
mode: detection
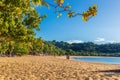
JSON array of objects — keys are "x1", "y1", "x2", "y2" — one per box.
[{"x1": 0, "y1": 56, "x2": 120, "y2": 80}]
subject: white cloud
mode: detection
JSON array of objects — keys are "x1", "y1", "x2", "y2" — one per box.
[
  {"x1": 94, "y1": 38, "x2": 119, "y2": 43},
  {"x1": 66, "y1": 40, "x2": 84, "y2": 44},
  {"x1": 107, "y1": 40, "x2": 118, "y2": 43},
  {"x1": 95, "y1": 38, "x2": 105, "y2": 42}
]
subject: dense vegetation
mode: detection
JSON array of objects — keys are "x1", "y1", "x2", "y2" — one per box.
[
  {"x1": 0, "y1": 38, "x2": 66, "y2": 56},
  {"x1": 47, "y1": 41, "x2": 120, "y2": 57},
  {"x1": 1, "y1": 38, "x2": 120, "y2": 57}
]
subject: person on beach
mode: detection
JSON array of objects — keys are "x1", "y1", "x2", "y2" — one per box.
[{"x1": 65, "y1": 53, "x2": 70, "y2": 59}]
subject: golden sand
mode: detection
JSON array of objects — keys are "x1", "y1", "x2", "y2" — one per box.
[{"x1": 0, "y1": 56, "x2": 120, "y2": 80}]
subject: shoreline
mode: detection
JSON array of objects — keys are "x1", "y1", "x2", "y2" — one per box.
[
  {"x1": 56, "y1": 56, "x2": 120, "y2": 65},
  {"x1": 56, "y1": 55, "x2": 120, "y2": 60},
  {"x1": 70, "y1": 56, "x2": 120, "y2": 58}
]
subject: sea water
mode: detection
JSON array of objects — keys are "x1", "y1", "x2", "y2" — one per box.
[{"x1": 73, "y1": 57, "x2": 120, "y2": 64}]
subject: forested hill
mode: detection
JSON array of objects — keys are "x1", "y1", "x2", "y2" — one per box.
[
  {"x1": 47, "y1": 40, "x2": 120, "y2": 56},
  {"x1": 1, "y1": 39, "x2": 120, "y2": 57}
]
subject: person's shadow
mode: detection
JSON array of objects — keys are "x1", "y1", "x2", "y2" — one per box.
[
  {"x1": 93, "y1": 69, "x2": 120, "y2": 77},
  {"x1": 98, "y1": 69, "x2": 120, "y2": 73}
]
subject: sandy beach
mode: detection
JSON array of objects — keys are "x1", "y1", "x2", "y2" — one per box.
[{"x1": 0, "y1": 56, "x2": 120, "y2": 80}]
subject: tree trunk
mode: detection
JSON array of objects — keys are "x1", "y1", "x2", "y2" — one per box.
[{"x1": 8, "y1": 43, "x2": 13, "y2": 57}]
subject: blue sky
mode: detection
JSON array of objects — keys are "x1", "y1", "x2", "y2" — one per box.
[{"x1": 35, "y1": 0, "x2": 120, "y2": 43}]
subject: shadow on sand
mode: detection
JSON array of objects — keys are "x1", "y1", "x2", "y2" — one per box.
[
  {"x1": 93, "y1": 69, "x2": 120, "y2": 77},
  {"x1": 98, "y1": 69, "x2": 120, "y2": 73}
]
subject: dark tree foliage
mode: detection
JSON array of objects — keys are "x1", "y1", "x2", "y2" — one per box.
[{"x1": 47, "y1": 41, "x2": 120, "y2": 57}]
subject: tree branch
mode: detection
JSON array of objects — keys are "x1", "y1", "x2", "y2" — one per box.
[
  {"x1": 44, "y1": 1, "x2": 83, "y2": 17},
  {"x1": 0, "y1": 6, "x2": 3, "y2": 11}
]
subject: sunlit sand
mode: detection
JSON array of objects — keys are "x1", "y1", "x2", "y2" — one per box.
[{"x1": 0, "y1": 56, "x2": 120, "y2": 80}]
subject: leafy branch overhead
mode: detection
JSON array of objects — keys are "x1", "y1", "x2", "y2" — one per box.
[
  {"x1": 32, "y1": 0, "x2": 98, "y2": 21},
  {"x1": 46, "y1": 0, "x2": 98, "y2": 22}
]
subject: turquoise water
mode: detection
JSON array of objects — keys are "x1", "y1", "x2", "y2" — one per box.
[{"x1": 73, "y1": 57, "x2": 120, "y2": 64}]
